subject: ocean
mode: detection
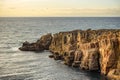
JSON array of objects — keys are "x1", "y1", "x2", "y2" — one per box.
[{"x1": 0, "y1": 17, "x2": 120, "y2": 80}]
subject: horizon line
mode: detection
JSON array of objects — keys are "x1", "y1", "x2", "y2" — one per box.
[{"x1": 0, "y1": 16, "x2": 120, "y2": 18}]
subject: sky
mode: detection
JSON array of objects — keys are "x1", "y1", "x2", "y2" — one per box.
[{"x1": 0, "y1": 0, "x2": 120, "y2": 17}]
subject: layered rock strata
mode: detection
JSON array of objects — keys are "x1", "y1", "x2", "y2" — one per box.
[{"x1": 19, "y1": 29, "x2": 120, "y2": 80}]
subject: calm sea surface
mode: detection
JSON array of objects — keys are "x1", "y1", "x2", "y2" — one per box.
[{"x1": 0, "y1": 17, "x2": 120, "y2": 80}]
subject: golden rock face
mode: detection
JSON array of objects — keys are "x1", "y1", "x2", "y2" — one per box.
[
  {"x1": 19, "y1": 29, "x2": 120, "y2": 80},
  {"x1": 49, "y1": 29, "x2": 120, "y2": 80}
]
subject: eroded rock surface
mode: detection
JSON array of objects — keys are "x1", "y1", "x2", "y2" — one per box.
[
  {"x1": 19, "y1": 29, "x2": 120, "y2": 80},
  {"x1": 49, "y1": 29, "x2": 120, "y2": 80}
]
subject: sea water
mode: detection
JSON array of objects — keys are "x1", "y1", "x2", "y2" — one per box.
[{"x1": 0, "y1": 17, "x2": 120, "y2": 80}]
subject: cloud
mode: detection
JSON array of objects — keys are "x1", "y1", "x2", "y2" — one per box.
[
  {"x1": 9, "y1": 7, "x2": 16, "y2": 9},
  {"x1": 0, "y1": 8, "x2": 120, "y2": 17},
  {"x1": 36, "y1": 8, "x2": 120, "y2": 16}
]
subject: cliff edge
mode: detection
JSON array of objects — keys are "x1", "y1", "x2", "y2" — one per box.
[{"x1": 19, "y1": 29, "x2": 120, "y2": 80}]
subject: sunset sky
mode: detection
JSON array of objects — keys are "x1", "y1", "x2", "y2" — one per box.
[{"x1": 0, "y1": 0, "x2": 120, "y2": 17}]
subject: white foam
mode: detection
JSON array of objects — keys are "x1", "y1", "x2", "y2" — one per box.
[{"x1": 11, "y1": 47, "x2": 19, "y2": 51}]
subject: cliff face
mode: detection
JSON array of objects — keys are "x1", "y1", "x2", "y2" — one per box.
[
  {"x1": 49, "y1": 29, "x2": 120, "y2": 80},
  {"x1": 19, "y1": 29, "x2": 120, "y2": 80}
]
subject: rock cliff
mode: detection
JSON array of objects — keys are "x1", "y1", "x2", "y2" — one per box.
[
  {"x1": 19, "y1": 29, "x2": 120, "y2": 80},
  {"x1": 49, "y1": 29, "x2": 120, "y2": 80}
]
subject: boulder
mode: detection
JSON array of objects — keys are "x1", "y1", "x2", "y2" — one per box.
[
  {"x1": 49, "y1": 55, "x2": 54, "y2": 58},
  {"x1": 53, "y1": 52, "x2": 62, "y2": 60}
]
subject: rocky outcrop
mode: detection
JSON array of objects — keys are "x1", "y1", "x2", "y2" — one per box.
[
  {"x1": 19, "y1": 29, "x2": 120, "y2": 80},
  {"x1": 49, "y1": 29, "x2": 120, "y2": 80},
  {"x1": 19, "y1": 33, "x2": 52, "y2": 51}
]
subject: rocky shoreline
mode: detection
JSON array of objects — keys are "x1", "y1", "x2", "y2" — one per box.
[{"x1": 19, "y1": 29, "x2": 120, "y2": 80}]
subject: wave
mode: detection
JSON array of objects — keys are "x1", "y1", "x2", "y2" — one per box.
[{"x1": 11, "y1": 47, "x2": 19, "y2": 51}]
